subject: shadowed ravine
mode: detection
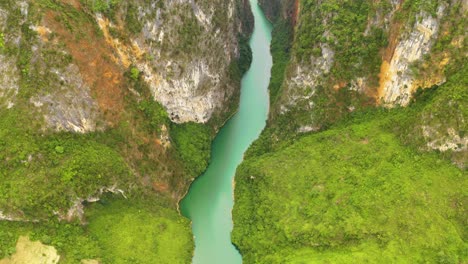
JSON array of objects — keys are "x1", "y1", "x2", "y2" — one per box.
[{"x1": 179, "y1": 1, "x2": 273, "y2": 263}]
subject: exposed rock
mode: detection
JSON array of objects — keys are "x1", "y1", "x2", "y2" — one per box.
[
  {"x1": 297, "y1": 125, "x2": 320, "y2": 133},
  {"x1": 81, "y1": 260, "x2": 100, "y2": 264},
  {"x1": 91, "y1": 0, "x2": 251, "y2": 123},
  {"x1": 159, "y1": 124, "x2": 171, "y2": 148},
  {"x1": 30, "y1": 65, "x2": 102, "y2": 133},
  {"x1": 380, "y1": 8, "x2": 446, "y2": 106},
  {"x1": 142, "y1": 59, "x2": 225, "y2": 123},
  {"x1": 0, "y1": 7, "x2": 19, "y2": 109},
  {"x1": 0, "y1": 210, "x2": 40, "y2": 223},
  {"x1": 56, "y1": 185, "x2": 127, "y2": 223},
  {"x1": 0, "y1": 54, "x2": 19, "y2": 109},
  {"x1": 422, "y1": 126, "x2": 468, "y2": 152},
  {"x1": 276, "y1": 42, "x2": 335, "y2": 132},
  {"x1": 0, "y1": 0, "x2": 255, "y2": 226},
  {"x1": 0, "y1": 6, "x2": 17, "y2": 108},
  {"x1": 279, "y1": 43, "x2": 334, "y2": 114},
  {"x1": 134, "y1": 0, "x2": 244, "y2": 123},
  {"x1": 0, "y1": 236, "x2": 60, "y2": 264},
  {"x1": 0, "y1": 211, "x2": 24, "y2": 222},
  {"x1": 1, "y1": 0, "x2": 253, "y2": 134}
]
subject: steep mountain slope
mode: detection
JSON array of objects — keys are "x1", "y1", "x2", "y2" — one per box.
[
  {"x1": 252, "y1": 0, "x2": 467, "y2": 166},
  {"x1": 0, "y1": 0, "x2": 253, "y2": 262},
  {"x1": 266, "y1": 0, "x2": 466, "y2": 144},
  {"x1": 233, "y1": 72, "x2": 467, "y2": 263},
  {"x1": 233, "y1": 0, "x2": 467, "y2": 263}
]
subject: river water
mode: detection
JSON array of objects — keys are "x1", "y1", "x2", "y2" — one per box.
[{"x1": 179, "y1": 1, "x2": 273, "y2": 263}]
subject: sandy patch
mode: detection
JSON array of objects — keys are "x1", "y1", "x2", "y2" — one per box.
[{"x1": 0, "y1": 236, "x2": 60, "y2": 264}]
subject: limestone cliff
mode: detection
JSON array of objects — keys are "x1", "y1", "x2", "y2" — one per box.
[
  {"x1": 263, "y1": 0, "x2": 466, "y2": 163},
  {"x1": 0, "y1": 0, "x2": 253, "y2": 221},
  {"x1": 102, "y1": 0, "x2": 251, "y2": 123},
  {"x1": 233, "y1": 2, "x2": 467, "y2": 262},
  {"x1": 379, "y1": 4, "x2": 449, "y2": 106},
  {"x1": 0, "y1": 0, "x2": 253, "y2": 130}
]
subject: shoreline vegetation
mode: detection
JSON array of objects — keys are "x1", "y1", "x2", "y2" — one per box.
[
  {"x1": 231, "y1": 3, "x2": 467, "y2": 260},
  {"x1": 0, "y1": 0, "x2": 255, "y2": 263}
]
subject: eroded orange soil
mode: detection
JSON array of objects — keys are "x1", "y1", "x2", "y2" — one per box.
[{"x1": 43, "y1": 9, "x2": 125, "y2": 126}]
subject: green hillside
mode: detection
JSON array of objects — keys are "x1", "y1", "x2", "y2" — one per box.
[{"x1": 233, "y1": 69, "x2": 467, "y2": 263}]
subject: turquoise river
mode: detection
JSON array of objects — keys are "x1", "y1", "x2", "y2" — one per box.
[{"x1": 180, "y1": 1, "x2": 273, "y2": 263}]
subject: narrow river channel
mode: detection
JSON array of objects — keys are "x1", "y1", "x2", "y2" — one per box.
[{"x1": 179, "y1": 1, "x2": 273, "y2": 263}]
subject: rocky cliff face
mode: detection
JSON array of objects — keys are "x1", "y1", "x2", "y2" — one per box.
[
  {"x1": 232, "y1": 2, "x2": 467, "y2": 262},
  {"x1": 0, "y1": 0, "x2": 253, "y2": 221},
  {"x1": 0, "y1": 54, "x2": 19, "y2": 110},
  {"x1": 264, "y1": 0, "x2": 466, "y2": 163},
  {"x1": 379, "y1": 5, "x2": 448, "y2": 106},
  {"x1": 261, "y1": 0, "x2": 468, "y2": 170},
  {"x1": 114, "y1": 0, "x2": 248, "y2": 123},
  {"x1": 0, "y1": 0, "x2": 252, "y2": 131}
]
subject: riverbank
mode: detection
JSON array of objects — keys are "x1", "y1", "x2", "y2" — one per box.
[{"x1": 179, "y1": 1, "x2": 273, "y2": 263}]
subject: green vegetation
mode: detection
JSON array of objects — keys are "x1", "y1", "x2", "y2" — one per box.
[
  {"x1": 267, "y1": 0, "x2": 389, "y2": 134},
  {"x1": 238, "y1": 36, "x2": 253, "y2": 77},
  {"x1": 0, "y1": 0, "x2": 255, "y2": 262},
  {"x1": 269, "y1": 0, "x2": 466, "y2": 137},
  {"x1": 86, "y1": 197, "x2": 193, "y2": 264},
  {"x1": 176, "y1": 12, "x2": 203, "y2": 52},
  {"x1": 268, "y1": 20, "x2": 293, "y2": 104},
  {"x1": 138, "y1": 100, "x2": 168, "y2": 133},
  {"x1": 129, "y1": 67, "x2": 140, "y2": 81},
  {"x1": 83, "y1": 0, "x2": 122, "y2": 13},
  {"x1": 0, "y1": 219, "x2": 100, "y2": 262},
  {"x1": 236, "y1": 0, "x2": 254, "y2": 37},
  {"x1": 234, "y1": 108, "x2": 467, "y2": 263},
  {"x1": 37, "y1": 0, "x2": 98, "y2": 36},
  {"x1": 398, "y1": 0, "x2": 439, "y2": 25},
  {"x1": 0, "y1": 196, "x2": 193, "y2": 263},
  {"x1": 0, "y1": 0, "x2": 220, "y2": 215},
  {"x1": 212, "y1": 8, "x2": 253, "y2": 128},
  {"x1": 412, "y1": 1, "x2": 466, "y2": 86},
  {"x1": 234, "y1": 64, "x2": 468, "y2": 262},
  {"x1": 268, "y1": 83, "x2": 372, "y2": 142},
  {"x1": 296, "y1": 0, "x2": 388, "y2": 84},
  {"x1": 0, "y1": 32, "x2": 4, "y2": 50},
  {"x1": 125, "y1": 3, "x2": 143, "y2": 34},
  {"x1": 229, "y1": 36, "x2": 253, "y2": 84},
  {"x1": 0, "y1": 0, "x2": 136, "y2": 220},
  {"x1": 400, "y1": 63, "x2": 468, "y2": 167},
  {"x1": 171, "y1": 122, "x2": 212, "y2": 177},
  {"x1": 0, "y1": 2, "x2": 205, "y2": 261},
  {"x1": 0, "y1": 109, "x2": 133, "y2": 218}
]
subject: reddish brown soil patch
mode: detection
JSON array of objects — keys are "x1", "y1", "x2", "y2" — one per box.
[
  {"x1": 40, "y1": 4, "x2": 198, "y2": 204},
  {"x1": 376, "y1": 0, "x2": 405, "y2": 101},
  {"x1": 382, "y1": 25, "x2": 402, "y2": 63},
  {"x1": 43, "y1": 10, "x2": 125, "y2": 126},
  {"x1": 375, "y1": 24, "x2": 401, "y2": 98},
  {"x1": 152, "y1": 182, "x2": 170, "y2": 193},
  {"x1": 60, "y1": 0, "x2": 81, "y2": 9},
  {"x1": 292, "y1": 0, "x2": 300, "y2": 27},
  {"x1": 332, "y1": 81, "x2": 347, "y2": 91}
]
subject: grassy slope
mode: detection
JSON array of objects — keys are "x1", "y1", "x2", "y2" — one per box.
[
  {"x1": 0, "y1": 0, "x2": 219, "y2": 262},
  {"x1": 232, "y1": 3, "x2": 468, "y2": 261},
  {"x1": 232, "y1": 69, "x2": 468, "y2": 263},
  {"x1": 0, "y1": 92, "x2": 200, "y2": 264},
  {"x1": 86, "y1": 198, "x2": 193, "y2": 264},
  {"x1": 233, "y1": 110, "x2": 466, "y2": 263},
  {"x1": 0, "y1": 0, "x2": 256, "y2": 261},
  {"x1": 0, "y1": 197, "x2": 192, "y2": 264}
]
